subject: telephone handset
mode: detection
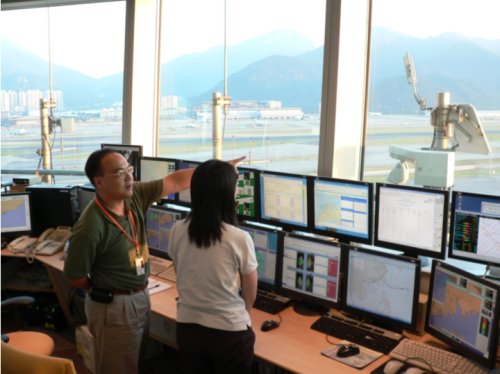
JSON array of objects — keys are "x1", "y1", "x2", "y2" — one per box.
[
  {"x1": 34, "y1": 226, "x2": 72, "y2": 255},
  {"x1": 8, "y1": 236, "x2": 38, "y2": 252}
]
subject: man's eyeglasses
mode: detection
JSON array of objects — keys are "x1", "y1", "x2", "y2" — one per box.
[{"x1": 102, "y1": 165, "x2": 135, "y2": 179}]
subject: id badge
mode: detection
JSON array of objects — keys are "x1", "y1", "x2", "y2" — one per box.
[{"x1": 135, "y1": 256, "x2": 145, "y2": 276}]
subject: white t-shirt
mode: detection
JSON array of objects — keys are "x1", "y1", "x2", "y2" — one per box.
[{"x1": 167, "y1": 220, "x2": 258, "y2": 331}]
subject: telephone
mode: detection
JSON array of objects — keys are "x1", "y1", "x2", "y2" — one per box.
[
  {"x1": 8, "y1": 226, "x2": 72, "y2": 256},
  {"x1": 34, "y1": 226, "x2": 72, "y2": 255},
  {"x1": 8, "y1": 236, "x2": 38, "y2": 252}
]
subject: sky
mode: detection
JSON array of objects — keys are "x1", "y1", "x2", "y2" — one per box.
[{"x1": 1, "y1": 0, "x2": 499, "y2": 79}]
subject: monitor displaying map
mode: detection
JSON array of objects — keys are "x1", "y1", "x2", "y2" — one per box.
[
  {"x1": 1, "y1": 192, "x2": 33, "y2": 239},
  {"x1": 312, "y1": 177, "x2": 373, "y2": 244},
  {"x1": 448, "y1": 191, "x2": 500, "y2": 267},
  {"x1": 145, "y1": 205, "x2": 186, "y2": 259},
  {"x1": 344, "y1": 246, "x2": 420, "y2": 332},
  {"x1": 426, "y1": 260, "x2": 500, "y2": 369}
]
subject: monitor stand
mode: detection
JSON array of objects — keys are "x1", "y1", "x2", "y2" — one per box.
[
  {"x1": 486, "y1": 265, "x2": 500, "y2": 280},
  {"x1": 293, "y1": 301, "x2": 329, "y2": 316}
]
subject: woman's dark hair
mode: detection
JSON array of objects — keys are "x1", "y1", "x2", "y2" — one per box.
[
  {"x1": 187, "y1": 159, "x2": 238, "y2": 248},
  {"x1": 85, "y1": 148, "x2": 117, "y2": 186}
]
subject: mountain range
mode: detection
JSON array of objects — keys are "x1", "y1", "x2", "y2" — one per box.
[{"x1": 2, "y1": 28, "x2": 499, "y2": 114}]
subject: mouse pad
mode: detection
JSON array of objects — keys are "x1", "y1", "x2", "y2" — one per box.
[{"x1": 321, "y1": 340, "x2": 383, "y2": 369}]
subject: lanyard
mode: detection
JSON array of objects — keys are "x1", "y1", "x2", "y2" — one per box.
[{"x1": 94, "y1": 198, "x2": 140, "y2": 255}]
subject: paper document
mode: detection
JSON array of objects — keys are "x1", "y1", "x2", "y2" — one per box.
[
  {"x1": 321, "y1": 340, "x2": 383, "y2": 369},
  {"x1": 147, "y1": 278, "x2": 172, "y2": 295}
]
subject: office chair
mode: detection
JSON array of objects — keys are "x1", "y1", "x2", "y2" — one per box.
[
  {"x1": 2, "y1": 295, "x2": 55, "y2": 355},
  {"x1": 1, "y1": 341, "x2": 77, "y2": 374}
]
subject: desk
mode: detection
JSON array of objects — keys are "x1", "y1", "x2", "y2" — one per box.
[{"x1": 0, "y1": 250, "x2": 471, "y2": 374}]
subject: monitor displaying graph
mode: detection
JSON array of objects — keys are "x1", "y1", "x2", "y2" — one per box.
[
  {"x1": 448, "y1": 191, "x2": 500, "y2": 267},
  {"x1": 259, "y1": 170, "x2": 309, "y2": 230}
]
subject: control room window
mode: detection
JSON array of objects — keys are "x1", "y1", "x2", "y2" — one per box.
[
  {"x1": 158, "y1": 0, "x2": 326, "y2": 175},
  {"x1": 364, "y1": 0, "x2": 499, "y2": 195},
  {"x1": 1, "y1": 2, "x2": 126, "y2": 185}
]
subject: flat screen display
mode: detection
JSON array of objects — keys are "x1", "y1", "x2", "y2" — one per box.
[
  {"x1": 280, "y1": 233, "x2": 342, "y2": 310},
  {"x1": 236, "y1": 167, "x2": 260, "y2": 220},
  {"x1": 426, "y1": 260, "x2": 500, "y2": 369},
  {"x1": 176, "y1": 160, "x2": 201, "y2": 206},
  {"x1": 259, "y1": 170, "x2": 310, "y2": 230},
  {"x1": 344, "y1": 246, "x2": 420, "y2": 332},
  {"x1": 313, "y1": 177, "x2": 373, "y2": 244},
  {"x1": 374, "y1": 183, "x2": 449, "y2": 259},
  {"x1": 240, "y1": 223, "x2": 282, "y2": 291},
  {"x1": 145, "y1": 205, "x2": 186, "y2": 258},
  {"x1": 448, "y1": 191, "x2": 500, "y2": 267},
  {"x1": 1, "y1": 192, "x2": 32, "y2": 237},
  {"x1": 140, "y1": 157, "x2": 177, "y2": 201},
  {"x1": 101, "y1": 143, "x2": 142, "y2": 181}
]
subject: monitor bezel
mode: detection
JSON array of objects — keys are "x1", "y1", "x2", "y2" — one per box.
[
  {"x1": 447, "y1": 190, "x2": 500, "y2": 267},
  {"x1": 343, "y1": 245, "x2": 421, "y2": 333},
  {"x1": 145, "y1": 204, "x2": 187, "y2": 259},
  {"x1": 425, "y1": 260, "x2": 500, "y2": 369},
  {"x1": 279, "y1": 232, "x2": 344, "y2": 311},
  {"x1": 258, "y1": 170, "x2": 312, "y2": 231},
  {"x1": 236, "y1": 166, "x2": 261, "y2": 222},
  {"x1": 239, "y1": 221, "x2": 283, "y2": 292},
  {"x1": 312, "y1": 176, "x2": 373, "y2": 245},
  {"x1": 175, "y1": 159, "x2": 202, "y2": 208},
  {"x1": 1, "y1": 192, "x2": 33, "y2": 238},
  {"x1": 100, "y1": 143, "x2": 143, "y2": 181},
  {"x1": 77, "y1": 184, "x2": 96, "y2": 213},
  {"x1": 139, "y1": 156, "x2": 179, "y2": 203},
  {"x1": 374, "y1": 182, "x2": 449, "y2": 260}
]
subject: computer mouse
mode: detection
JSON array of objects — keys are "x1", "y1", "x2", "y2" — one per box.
[
  {"x1": 405, "y1": 367, "x2": 426, "y2": 374},
  {"x1": 336, "y1": 343, "x2": 360, "y2": 358},
  {"x1": 260, "y1": 320, "x2": 279, "y2": 332},
  {"x1": 383, "y1": 359, "x2": 405, "y2": 374}
]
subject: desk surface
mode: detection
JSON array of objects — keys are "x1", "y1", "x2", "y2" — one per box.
[{"x1": 0, "y1": 250, "x2": 453, "y2": 373}]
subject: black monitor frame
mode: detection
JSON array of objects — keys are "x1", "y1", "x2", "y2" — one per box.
[
  {"x1": 312, "y1": 176, "x2": 373, "y2": 245},
  {"x1": 426, "y1": 260, "x2": 500, "y2": 369},
  {"x1": 279, "y1": 232, "x2": 343, "y2": 314},
  {"x1": 448, "y1": 190, "x2": 500, "y2": 268},
  {"x1": 101, "y1": 143, "x2": 143, "y2": 181},
  {"x1": 77, "y1": 184, "x2": 96, "y2": 213},
  {"x1": 374, "y1": 183, "x2": 449, "y2": 260},
  {"x1": 145, "y1": 204, "x2": 187, "y2": 259},
  {"x1": 139, "y1": 156, "x2": 178, "y2": 203},
  {"x1": 239, "y1": 222, "x2": 283, "y2": 293},
  {"x1": 175, "y1": 159, "x2": 202, "y2": 208},
  {"x1": 258, "y1": 170, "x2": 311, "y2": 232},
  {"x1": 343, "y1": 245, "x2": 420, "y2": 333},
  {"x1": 1, "y1": 192, "x2": 33, "y2": 240},
  {"x1": 236, "y1": 166, "x2": 261, "y2": 222}
]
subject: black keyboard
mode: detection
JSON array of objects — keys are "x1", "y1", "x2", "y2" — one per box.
[
  {"x1": 253, "y1": 290, "x2": 291, "y2": 314},
  {"x1": 311, "y1": 313, "x2": 402, "y2": 354}
]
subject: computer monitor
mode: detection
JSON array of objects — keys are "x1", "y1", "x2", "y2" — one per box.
[
  {"x1": 101, "y1": 143, "x2": 142, "y2": 181},
  {"x1": 259, "y1": 170, "x2": 310, "y2": 231},
  {"x1": 77, "y1": 184, "x2": 96, "y2": 213},
  {"x1": 280, "y1": 233, "x2": 342, "y2": 314},
  {"x1": 374, "y1": 183, "x2": 449, "y2": 259},
  {"x1": 176, "y1": 160, "x2": 202, "y2": 207},
  {"x1": 1, "y1": 192, "x2": 33, "y2": 241},
  {"x1": 140, "y1": 156, "x2": 178, "y2": 202},
  {"x1": 448, "y1": 191, "x2": 500, "y2": 267},
  {"x1": 236, "y1": 167, "x2": 260, "y2": 221},
  {"x1": 312, "y1": 177, "x2": 373, "y2": 244},
  {"x1": 239, "y1": 222, "x2": 282, "y2": 291},
  {"x1": 343, "y1": 246, "x2": 420, "y2": 332},
  {"x1": 426, "y1": 260, "x2": 500, "y2": 369},
  {"x1": 145, "y1": 204, "x2": 186, "y2": 259}
]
